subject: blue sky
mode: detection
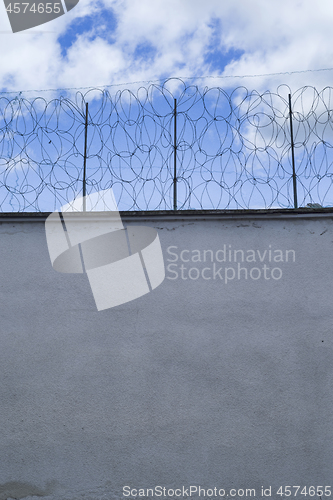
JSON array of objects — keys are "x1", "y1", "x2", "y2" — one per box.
[
  {"x1": 1, "y1": 0, "x2": 333, "y2": 211},
  {"x1": 0, "y1": 0, "x2": 333, "y2": 95}
]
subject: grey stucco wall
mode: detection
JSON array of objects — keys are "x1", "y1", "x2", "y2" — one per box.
[{"x1": 0, "y1": 211, "x2": 332, "y2": 500}]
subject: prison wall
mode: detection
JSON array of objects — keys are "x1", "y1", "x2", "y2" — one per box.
[{"x1": 0, "y1": 209, "x2": 332, "y2": 500}]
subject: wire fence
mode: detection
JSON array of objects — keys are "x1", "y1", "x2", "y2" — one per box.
[{"x1": 1, "y1": 78, "x2": 333, "y2": 212}]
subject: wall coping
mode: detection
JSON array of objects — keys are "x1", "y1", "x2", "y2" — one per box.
[{"x1": 1, "y1": 208, "x2": 333, "y2": 222}]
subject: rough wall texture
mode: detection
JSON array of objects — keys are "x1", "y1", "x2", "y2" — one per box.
[{"x1": 0, "y1": 211, "x2": 332, "y2": 500}]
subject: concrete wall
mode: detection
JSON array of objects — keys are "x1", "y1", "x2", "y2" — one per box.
[{"x1": 0, "y1": 210, "x2": 332, "y2": 500}]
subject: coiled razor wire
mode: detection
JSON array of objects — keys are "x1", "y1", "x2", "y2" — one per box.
[{"x1": 1, "y1": 78, "x2": 333, "y2": 211}]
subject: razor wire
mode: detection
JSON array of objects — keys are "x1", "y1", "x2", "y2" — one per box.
[{"x1": 1, "y1": 78, "x2": 333, "y2": 212}]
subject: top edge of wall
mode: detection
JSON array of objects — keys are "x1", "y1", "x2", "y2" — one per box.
[{"x1": 1, "y1": 208, "x2": 333, "y2": 222}]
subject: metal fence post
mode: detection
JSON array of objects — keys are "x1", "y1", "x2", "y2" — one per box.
[
  {"x1": 83, "y1": 102, "x2": 88, "y2": 212},
  {"x1": 288, "y1": 94, "x2": 298, "y2": 209},
  {"x1": 173, "y1": 98, "x2": 177, "y2": 211}
]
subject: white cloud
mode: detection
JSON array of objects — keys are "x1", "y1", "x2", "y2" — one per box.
[{"x1": 0, "y1": 0, "x2": 333, "y2": 93}]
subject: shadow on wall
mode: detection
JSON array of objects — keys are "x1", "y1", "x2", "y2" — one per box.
[{"x1": 0, "y1": 481, "x2": 56, "y2": 500}]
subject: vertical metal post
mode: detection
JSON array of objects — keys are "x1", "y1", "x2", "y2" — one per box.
[
  {"x1": 288, "y1": 94, "x2": 298, "y2": 209},
  {"x1": 83, "y1": 102, "x2": 88, "y2": 212},
  {"x1": 173, "y1": 98, "x2": 177, "y2": 211}
]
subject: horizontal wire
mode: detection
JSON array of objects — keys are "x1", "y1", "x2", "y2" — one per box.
[{"x1": 1, "y1": 67, "x2": 333, "y2": 94}]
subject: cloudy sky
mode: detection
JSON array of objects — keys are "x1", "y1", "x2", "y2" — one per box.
[{"x1": 1, "y1": 0, "x2": 333, "y2": 95}]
